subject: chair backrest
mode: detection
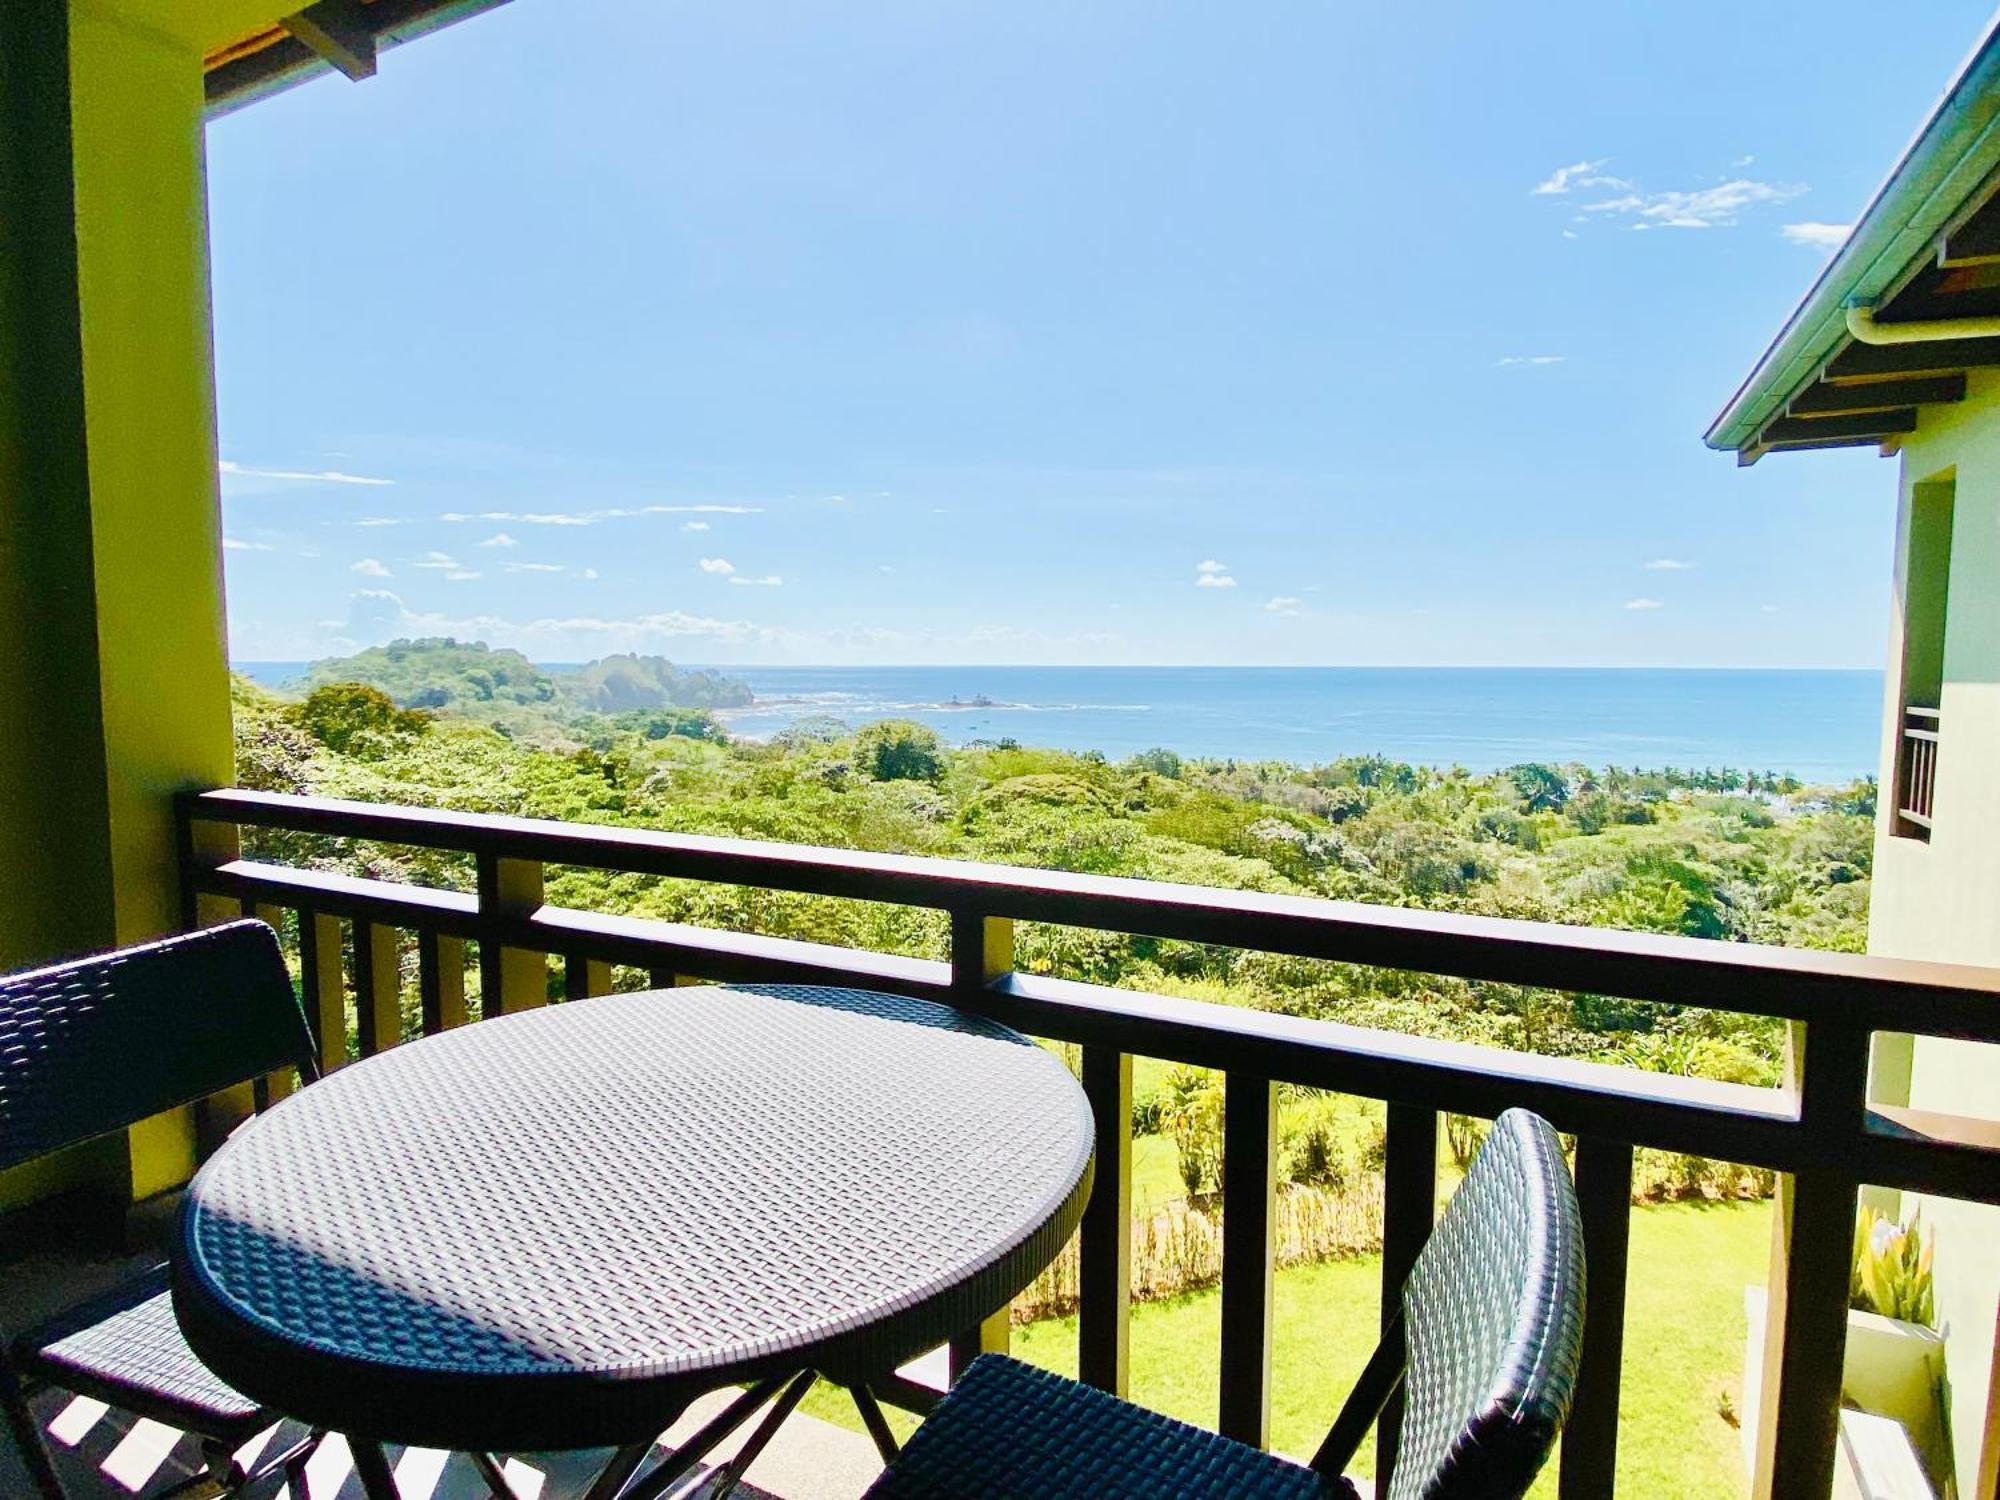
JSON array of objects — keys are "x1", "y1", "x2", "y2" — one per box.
[
  {"x1": 1387, "y1": 1107, "x2": 1586, "y2": 1500},
  {"x1": 0, "y1": 920, "x2": 317, "y2": 1173}
]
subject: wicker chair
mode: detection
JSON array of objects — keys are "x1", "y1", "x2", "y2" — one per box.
[
  {"x1": 863, "y1": 1106, "x2": 1586, "y2": 1500},
  {"x1": 0, "y1": 920, "x2": 324, "y2": 1499}
]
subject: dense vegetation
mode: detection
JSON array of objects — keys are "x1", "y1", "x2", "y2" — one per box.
[
  {"x1": 294, "y1": 638, "x2": 751, "y2": 741},
  {"x1": 235, "y1": 667, "x2": 1874, "y2": 1098}
]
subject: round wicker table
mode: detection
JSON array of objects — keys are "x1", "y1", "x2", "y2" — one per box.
[{"x1": 170, "y1": 983, "x2": 1094, "y2": 1499}]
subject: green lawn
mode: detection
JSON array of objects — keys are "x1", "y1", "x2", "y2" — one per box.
[{"x1": 806, "y1": 1197, "x2": 1771, "y2": 1496}]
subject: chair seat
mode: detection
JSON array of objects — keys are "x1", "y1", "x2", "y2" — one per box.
[
  {"x1": 15, "y1": 1264, "x2": 267, "y2": 1439},
  {"x1": 863, "y1": 1355, "x2": 1337, "y2": 1500}
]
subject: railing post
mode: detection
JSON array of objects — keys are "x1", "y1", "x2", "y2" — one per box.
[
  {"x1": 1378, "y1": 1102, "x2": 1438, "y2": 1478},
  {"x1": 296, "y1": 910, "x2": 347, "y2": 1072},
  {"x1": 1562, "y1": 1135, "x2": 1633, "y2": 1498},
  {"x1": 238, "y1": 902, "x2": 298, "y2": 1101},
  {"x1": 1220, "y1": 1072, "x2": 1277, "y2": 1448},
  {"x1": 1751, "y1": 1019, "x2": 1868, "y2": 1500},
  {"x1": 477, "y1": 852, "x2": 547, "y2": 1017},
  {"x1": 418, "y1": 930, "x2": 467, "y2": 1034},
  {"x1": 352, "y1": 922, "x2": 401, "y2": 1057},
  {"x1": 1079, "y1": 1046, "x2": 1132, "y2": 1395},
  {"x1": 946, "y1": 906, "x2": 1015, "y2": 1382},
  {"x1": 565, "y1": 952, "x2": 612, "y2": 1000},
  {"x1": 950, "y1": 908, "x2": 1013, "y2": 996}
]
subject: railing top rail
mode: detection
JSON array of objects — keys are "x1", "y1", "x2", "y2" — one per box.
[{"x1": 183, "y1": 787, "x2": 2000, "y2": 1040}]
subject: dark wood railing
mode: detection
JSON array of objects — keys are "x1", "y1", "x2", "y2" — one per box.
[
  {"x1": 175, "y1": 787, "x2": 2000, "y2": 1498},
  {"x1": 1898, "y1": 705, "x2": 1940, "y2": 836}
]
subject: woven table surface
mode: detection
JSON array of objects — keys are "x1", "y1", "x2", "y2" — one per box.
[{"x1": 171, "y1": 983, "x2": 1094, "y2": 1451}]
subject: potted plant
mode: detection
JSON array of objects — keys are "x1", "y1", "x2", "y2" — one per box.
[{"x1": 1742, "y1": 1209, "x2": 1953, "y2": 1495}]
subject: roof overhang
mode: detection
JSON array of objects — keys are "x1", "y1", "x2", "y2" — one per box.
[
  {"x1": 203, "y1": 0, "x2": 514, "y2": 119},
  {"x1": 1706, "y1": 16, "x2": 2000, "y2": 463}
]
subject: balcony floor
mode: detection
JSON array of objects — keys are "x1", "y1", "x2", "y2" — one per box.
[{"x1": 0, "y1": 1195, "x2": 888, "y2": 1500}]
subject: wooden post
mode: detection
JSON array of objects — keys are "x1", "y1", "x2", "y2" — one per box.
[
  {"x1": 566, "y1": 952, "x2": 613, "y2": 1000},
  {"x1": 1751, "y1": 1019, "x2": 1867, "y2": 1499},
  {"x1": 1378, "y1": 1103, "x2": 1438, "y2": 1478},
  {"x1": 1079, "y1": 1046, "x2": 1132, "y2": 1395},
  {"x1": 418, "y1": 930, "x2": 467, "y2": 1033},
  {"x1": 297, "y1": 910, "x2": 347, "y2": 1072},
  {"x1": 477, "y1": 853, "x2": 546, "y2": 1017},
  {"x1": 1220, "y1": 1072, "x2": 1277, "y2": 1449},
  {"x1": 1562, "y1": 1136, "x2": 1633, "y2": 1498},
  {"x1": 353, "y1": 922, "x2": 401, "y2": 1057}
]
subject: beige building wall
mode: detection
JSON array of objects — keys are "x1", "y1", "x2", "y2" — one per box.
[{"x1": 1867, "y1": 366, "x2": 2000, "y2": 1498}]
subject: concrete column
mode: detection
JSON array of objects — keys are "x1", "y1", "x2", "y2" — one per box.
[{"x1": 0, "y1": 0, "x2": 235, "y2": 1202}]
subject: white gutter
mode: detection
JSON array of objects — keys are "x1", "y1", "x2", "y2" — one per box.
[
  {"x1": 1845, "y1": 299, "x2": 2000, "y2": 344},
  {"x1": 1704, "y1": 14, "x2": 2000, "y2": 450}
]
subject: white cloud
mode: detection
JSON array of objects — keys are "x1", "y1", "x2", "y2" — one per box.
[
  {"x1": 1580, "y1": 177, "x2": 1805, "y2": 230},
  {"x1": 441, "y1": 511, "x2": 593, "y2": 527},
  {"x1": 220, "y1": 459, "x2": 393, "y2": 486},
  {"x1": 477, "y1": 532, "x2": 520, "y2": 548},
  {"x1": 1195, "y1": 573, "x2": 1238, "y2": 589},
  {"x1": 1643, "y1": 558, "x2": 1696, "y2": 571},
  {"x1": 1624, "y1": 597, "x2": 1665, "y2": 611},
  {"x1": 354, "y1": 517, "x2": 404, "y2": 528},
  {"x1": 728, "y1": 574, "x2": 784, "y2": 587},
  {"x1": 1781, "y1": 221, "x2": 1851, "y2": 250},
  {"x1": 222, "y1": 537, "x2": 274, "y2": 552},
  {"x1": 1733, "y1": 154, "x2": 1757, "y2": 168},
  {"x1": 1196, "y1": 559, "x2": 1230, "y2": 574},
  {"x1": 682, "y1": 521, "x2": 711, "y2": 532},
  {"x1": 350, "y1": 558, "x2": 393, "y2": 578},
  {"x1": 411, "y1": 552, "x2": 463, "y2": 570},
  {"x1": 503, "y1": 562, "x2": 565, "y2": 574},
  {"x1": 1531, "y1": 158, "x2": 1630, "y2": 196},
  {"x1": 1496, "y1": 355, "x2": 1565, "y2": 367},
  {"x1": 1264, "y1": 596, "x2": 1304, "y2": 616},
  {"x1": 580, "y1": 568, "x2": 599, "y2": 581},
  {"x1": 444, "y1": 570, "x2": 481, "y2": 582},
  {"x1": 328, "y1": 589, "x2": 1120, "y2": 663},
  {"x1": 699, "y1": 557, "x2": 736, "y2": 575}
]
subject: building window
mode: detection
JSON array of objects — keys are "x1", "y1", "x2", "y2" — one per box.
[{"x1": 1894, "y1": 475, "x2": 1954, "y2": 840}]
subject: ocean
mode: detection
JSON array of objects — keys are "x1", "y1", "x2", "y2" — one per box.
[{"x1": 233, "y1": 663, "x2": 1883, "y2": 782}]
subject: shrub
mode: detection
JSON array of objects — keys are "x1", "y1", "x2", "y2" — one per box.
[{"x1": 853, "y1": 719, "x2": 947, "y2": 782}]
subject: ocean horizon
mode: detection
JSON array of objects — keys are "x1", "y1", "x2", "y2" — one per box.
[{"x1": 232, "y1": 662, "x2": 1884, "y2": 783}]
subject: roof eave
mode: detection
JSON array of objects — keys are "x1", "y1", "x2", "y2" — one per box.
[{"x1": 1705, "y1": 16, "x2": 2000, "y2": 453}]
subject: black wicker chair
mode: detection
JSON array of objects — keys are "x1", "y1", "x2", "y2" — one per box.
[
  {"x1": 863, "y1": 1106, "x2": 1586, "y2": 1500},
  {"x1": 0, "y1": 920, "x2": 324, "y2": 1499}
]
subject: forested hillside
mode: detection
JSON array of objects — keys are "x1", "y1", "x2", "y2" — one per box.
[
  {"x1": 234, "y1": 672, "x2": 1875, "y2": 1104},
  {"x1": 297, "y1": 638, "x2": 751, "y2": 740}
]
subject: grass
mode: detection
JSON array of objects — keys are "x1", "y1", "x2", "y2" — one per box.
[{"x1": 805, "y1": 1197, "x2": 1772, "y2": 1496}]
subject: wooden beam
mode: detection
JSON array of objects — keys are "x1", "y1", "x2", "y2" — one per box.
[
  {"x1": 1938, "y1": 205, "x2": 2000, "y2": 268},
  {"x1": 1739, "y1": 433, "x2": 1893, "y2": 466},
  {"x1": 1787, "y1": 374, "x2": 1964, "y2": 417},
  {"x1": 1759, "y1": 409, "x2": 1915, "y2": 447},
  {"x1": 279, "y1": 0, "x2": 376, "y2": 81},
  {"x1": 1822, "y1": 336, "x2": 2000, "y2": 384}
]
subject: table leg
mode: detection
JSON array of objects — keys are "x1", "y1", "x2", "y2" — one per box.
[
  {"x1": 849, "y1": 1383, "x2": 902, "y2": 1464},
  {"x1": 348, "y1": 1439, "x2": 402, "y2": 1500},
  {"x1": 705, "y1": 1371, "x2": 817, "y2": 1500},
  {"x1": 582, "y1": 1440, "x2": 655, "y2": 1500},
  {"x1": 621, "y1": 1376, "x2": 790, "y2": 1500},
  {"x1": 470, "y1": 1451, "x2": 526, "y2": 1498}
]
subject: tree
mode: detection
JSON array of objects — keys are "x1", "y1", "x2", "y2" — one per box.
[
  {"x1": 1507, "y1": 762, "x2": 1571, "y2": 812},
  {"x1": 854, "y1": 719, "x2": 947, "y2": 782},
  {"x1": 290, "y1": 682, "x2": 430, "y2": 756}
]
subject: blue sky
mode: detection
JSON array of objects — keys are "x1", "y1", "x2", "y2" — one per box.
[{"x1": 211, "y1": 0, "x2": 1992, "y2": 667}]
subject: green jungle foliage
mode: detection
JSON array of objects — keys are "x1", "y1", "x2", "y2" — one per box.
[
  {"x1": 296, "y1": 638, "x2": 750, "y2": 742},
  {"x1": 232, "y1": 668, "x2": 1875, "y2": 1113}
]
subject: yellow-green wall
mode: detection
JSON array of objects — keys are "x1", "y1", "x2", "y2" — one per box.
[
  {"x1": 1870, "y1": 366, "x2": 2000, "y2": 1497},
  {"x1": 0, "y1": 0, "x2": 244, "y2": 1206}
]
